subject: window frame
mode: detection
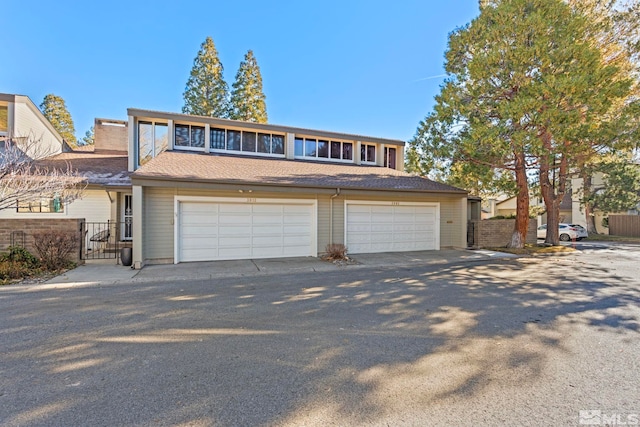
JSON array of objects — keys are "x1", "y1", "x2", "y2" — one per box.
[
  {"x1": 361, "y1": 143, "x2": 377, "y2": 164},
  {"x1": 294, "y1": 136, "x2": 355, "y2": 163},
  {"x1": 208, "y1": 128, "x2": 286, "y2": 157},
  {"x1": 384, "y1": 146, "x2": 397, "y2": 169},
  {"x1": 138, "y1": 120, "x2": 169, "y2": 167},
  {"x1": 174, "y1": 123, "x2": 205, "y2": 152},
  {"x1": 17, "y1": 196, "x2": 64, "y2": 214},
  {"x1": 0, "y1": 104, "x2": 8, "y2": 136}
]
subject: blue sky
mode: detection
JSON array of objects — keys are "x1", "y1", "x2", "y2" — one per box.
[{"x1": 1, "y1": 0, "x2": 479, "y2": 142}]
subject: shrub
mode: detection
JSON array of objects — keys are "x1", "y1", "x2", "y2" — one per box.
[
  {"x1": 324, "y1": 243, "x2": 348, "y2": 261},
  {"x1": 0, "y1": 246, "x2": 40, "y2": 283},
  {"x1": 0, "y1": 246, "x2": 39, "y2": 267},
  {"x1": 32, "y1": 231, "x2": 77, "y2": 271}
]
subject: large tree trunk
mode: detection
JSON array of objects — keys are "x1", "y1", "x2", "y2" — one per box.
[
  {"x1": 539, "y1": 133, "x2": 569, "y2": 245},
  {"x1": 508, "y1": 151, "x2": 529, "y2": 248},
  {"x1": 581, "y1": 173, "x2": 599, "y2": 234}
]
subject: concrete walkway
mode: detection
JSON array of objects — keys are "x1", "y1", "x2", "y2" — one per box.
[{"x1": 39, "y1": 249, "x2": 517, "y2": 287}]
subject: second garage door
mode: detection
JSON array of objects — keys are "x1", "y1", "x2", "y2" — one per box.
[
  {"x1": 345, "y1": 202, "x2": 439, "y2": 254},
  {"x1": 177, "y1": 198, "x2": 316, "y2": 263}
]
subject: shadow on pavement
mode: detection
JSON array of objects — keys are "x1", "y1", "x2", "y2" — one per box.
[{"x1": 1, "y1": 256, "x2": 639, "y2": 426}]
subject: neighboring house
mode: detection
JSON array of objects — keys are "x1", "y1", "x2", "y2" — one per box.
[
  {"x1": 127, "y1": 109, "x2": 469, "y2": 268},
  {"x1": 483, "y1": 192, "x2": 571, "y2": 225},
  {"x1": 571, "y1": 172, "x2": 640, "y2": 234},
  {"x1": 0, "y1": 93, "x2": 66, "y2": 159},
  {"x1": 0, "y1": 105, "x2": 131, "y2": 254}
]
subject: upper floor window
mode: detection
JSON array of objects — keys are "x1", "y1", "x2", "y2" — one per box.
[
  {"x1": 361, "y1": 144, "x2": 376, "y2": 163},
  {"x1": 0, "y1": 105, "x2": 8, "y2": 135},
  {"x1": 175, "y1": 124, "x2": 204, "y2": 149},
  {"x1": 138, "y1": 121, "x2": 168, "y2": 166},
  {"x1": 384, "y1": 147, "x2": 397, "y2": 169},
  {"x1": 210, "y1": 128, "x2": 284, "y2": 155},
  {"x1": 17, "y1": 196, "x2": 63, "y2": 213},
  {"x1": 295, "y1": 137, "x2": 353, "y2": 161}
]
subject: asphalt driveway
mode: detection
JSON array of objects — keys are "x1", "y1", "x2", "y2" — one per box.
[{"x1": 1, "y1": 245, "x2": 639, "y2": 426}]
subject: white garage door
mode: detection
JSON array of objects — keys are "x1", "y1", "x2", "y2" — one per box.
[
  {"x1": 177, "y1": 198, "x2": 315, "y2": 262},
  {"x1": 346, "y1": 202, "x2": 439, "y2": 254}
]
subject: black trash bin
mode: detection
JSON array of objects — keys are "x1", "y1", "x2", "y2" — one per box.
[{"x1": 120, "y1": 247, "x2": 133, "y2": 267}]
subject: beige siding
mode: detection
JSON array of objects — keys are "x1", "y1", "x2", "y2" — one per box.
[
  {"x1": 317, "y1": 195, "x2": 331, "y2": 251},
  {"x1": 340, "y1": 194, "x2": 466, "y2": 248},
  {"x1": 13, "y1": 102, "x2": 63, "y2": 159},
  {"x1": 67, "y1": 190, "x2": 111, "y2": 223},
  {"x1": 0, "y1": 189, "x2": 111, "y2": 222},
  {"x1": 142, "y1": 185, "x2": 467, "y2": 262},
  {"x1": 439, "y1": 197, "x2": 465, "y2": 248},
  {"x1": 144, "y1": 187, "x2": 174, "y2": 261}
]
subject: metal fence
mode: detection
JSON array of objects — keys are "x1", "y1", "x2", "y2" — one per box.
[
  {"x1": 609, "y1": 215, "x2": 640, "y2": 237},
  {"x1": 80, "y1": 221, "x2": 131, "y2": 261}
]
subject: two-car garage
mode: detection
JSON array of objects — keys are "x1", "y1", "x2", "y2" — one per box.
[{"x1": 174, "y1": 196, "x2": 440, "y2": 263}]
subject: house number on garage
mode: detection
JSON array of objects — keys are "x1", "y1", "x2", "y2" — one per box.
[
  {"x1": 246, "y1": 198, "x2": 257, "y2": 203},
  {"x1": 391, "y1": 202, "x2": 400, "y2": 206}
]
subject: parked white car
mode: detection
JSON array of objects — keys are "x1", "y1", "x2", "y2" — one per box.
[
  {"x1": 537, "y1": 223, "x2": 584, "y2": 241},
  {"x1": 569, "y1": 224, "x2": 589, "y2": 240}
]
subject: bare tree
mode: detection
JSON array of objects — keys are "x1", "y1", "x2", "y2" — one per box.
[{"x1": 0, "y1": 133, "x2": 86, "y2": 211}]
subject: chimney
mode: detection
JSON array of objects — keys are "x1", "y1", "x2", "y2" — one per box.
[{"x1": 94, "y1": 118, "x2": 128, "y2": 153}]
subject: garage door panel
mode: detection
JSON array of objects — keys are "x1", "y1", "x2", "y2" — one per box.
[
  {"x1": 178, "y1": 200, "x2": 314, "y2": 262},
  {"x1": 346, "y1": 203, "x2": 438, "y2": 254},
  {"x1": 218, "y1": 226, "x2": 250, "y2": 237}
]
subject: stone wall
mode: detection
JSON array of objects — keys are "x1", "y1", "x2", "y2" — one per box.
[
  {"x1": 0, "y1": 219, "x2": 84, "y2": 264},
  {"x1": 469, "y1": 219, "x2": 538, "y2": 248}
]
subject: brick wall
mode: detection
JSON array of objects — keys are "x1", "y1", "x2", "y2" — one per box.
[
  {"x1": 470, "y1": 219, "x2": 538, "y2": 248},
  {"x1": 0, "y1": 219, "x2": 84, "y2": 264}
]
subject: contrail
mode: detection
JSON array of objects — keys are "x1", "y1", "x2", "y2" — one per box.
[{"x1": 413, "y1": 74, "x2": 447, "y2": 82}]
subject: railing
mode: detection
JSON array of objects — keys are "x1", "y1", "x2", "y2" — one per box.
[{"x1": 80, "y1": 221, "x2": 132, "y2": 261}]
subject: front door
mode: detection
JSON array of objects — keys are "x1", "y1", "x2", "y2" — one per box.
[{"x1": 122, "y1": 194, "x2": 133, "y2": 241}]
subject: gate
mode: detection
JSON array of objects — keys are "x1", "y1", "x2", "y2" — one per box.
[
  {"x1": 80, "y1": 221, "x2": 131, "y2": 261},
  {"x1": 467, "y1": 220, "x2": 476, "y2": 248}
]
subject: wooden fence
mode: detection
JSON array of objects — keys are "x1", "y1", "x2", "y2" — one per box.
[{"x1": 609, "y1": 215, "x2": 640, "y2": 237}]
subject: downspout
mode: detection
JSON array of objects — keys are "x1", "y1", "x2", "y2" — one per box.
[{"x1": 329, "y1": 188, "x2": 341, "y2": 244}]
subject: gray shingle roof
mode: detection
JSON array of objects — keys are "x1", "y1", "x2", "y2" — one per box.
[
  {"x1": 37, "y1": 152, "x2": 130, "y2": 187},
  {"x1": 132, "y1": 151, "x2": 466, "y2": 194}
]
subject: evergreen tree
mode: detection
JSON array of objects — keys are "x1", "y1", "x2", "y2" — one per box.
[
  {"x1": 40, "y1": 94, "x2": 77, "y2": 147},
  {"x1": 80, "y1": 126, "x2": 94, "y2": 146},
  {"x1": 408, "y1": 0, "x2": 636, "y2": 247},
  {"x1": 229, "y1": 50, "x2": 268, "y2": 123},
  {"x1": 182, "y1": 37, "x2": 229, "y2": 118}
]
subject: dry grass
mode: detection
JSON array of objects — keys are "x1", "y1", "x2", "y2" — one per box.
[
  {"x1": 322, "y1": 243, "x2": 349, "y2": 261},
  {"x1": 587, "y1": 234, "x2": 640, "y2": 243},
  {"x1": 486, "y1": 244, "x2": 577, "y2": 255}
]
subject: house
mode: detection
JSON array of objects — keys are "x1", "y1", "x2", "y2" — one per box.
[
  {"x1": 0, "y1": 99, "x2": 131, "y2": 258},
  {"x1": 2, "y1": 93, "x2": 470, "y2": 267},
  {"x1": 0, "y1": 93, "x2": 66, "y2": 159},
  {"x1": 483, "y1": 192, "x2": 571, "y2": 225},
  {"x1": 126, "y1": 109, "x2": 469, "y2": 268},
  {"x1": 571, "y1": 172, "x2": 640, "y2": 234}
]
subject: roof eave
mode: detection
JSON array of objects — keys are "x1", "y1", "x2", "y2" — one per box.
[{"x1": 131, "y1": 174, "x2": 468, "y2": 195}]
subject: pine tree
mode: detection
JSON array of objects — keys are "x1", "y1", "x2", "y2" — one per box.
[
  {"x1": 40, "y1": 94, "x2": 77, "y2": 147},
  {"x1": 229, "y1": 50, "x2": 268, "y2": 123},
  {"x1": 81, "y1": 126, "x2": 94, "y2": 146},
  {"x1": 182, "y1": 37, "x2": 229, "y2": 118},
  {"x1": 408, "y1": 0, "x2": 636, "y2": 247}
]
